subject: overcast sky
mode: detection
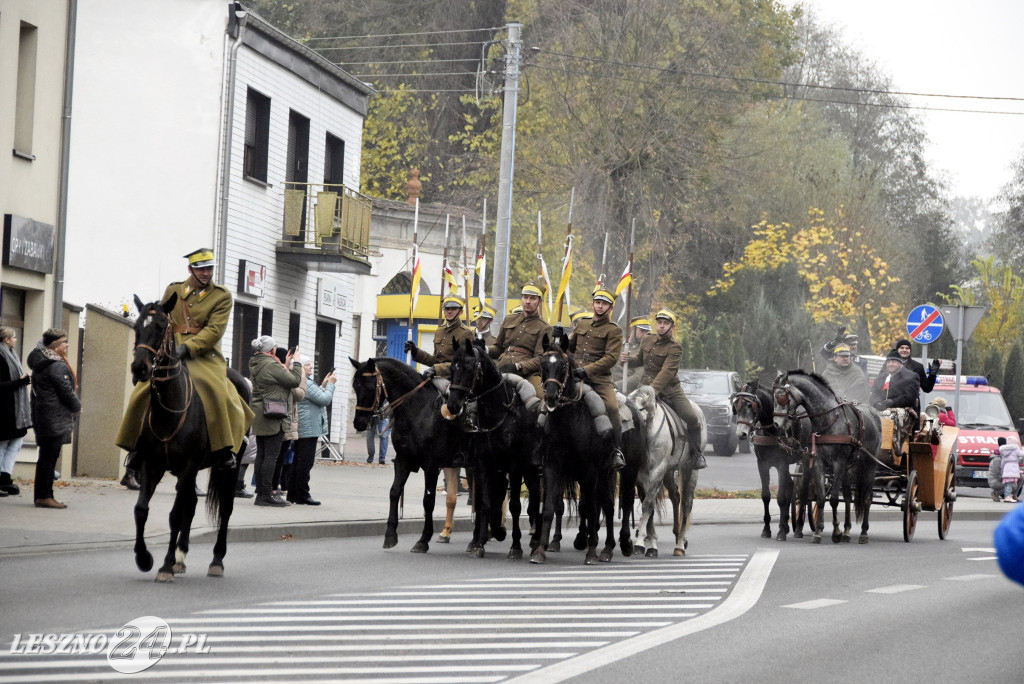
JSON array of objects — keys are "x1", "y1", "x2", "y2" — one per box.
[{"x1": 788, "y1": 0, "x2": 1024, "y2": 203}]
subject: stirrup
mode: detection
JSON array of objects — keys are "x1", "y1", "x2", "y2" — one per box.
[{"x1": 611, "y1": 448, "x2": 625, "y2": 470}]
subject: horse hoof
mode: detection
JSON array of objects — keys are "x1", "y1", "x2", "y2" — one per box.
[
  {"x1": 831, "y1": 530, "x2": 842, "y2": 544},
  {"x1": 468, "y1": 547, "x2": 485, "y2": 559},
  {"x1": 548, "y1": 540, "x2": 561, "y2": 553},
  {"x1": 530, "y1": 551, "x2": 546, "y2": 564},
  {"x1": 645, "y1": 547, "x2": 658, "y2": 558},
  {"x1": 136, "y1": 551, "x2": 154, "y2": 573},
  {"x1": 155, "y1": 571, "x2": 174, "y2": 583},
  {"x1": 858, "y1": 534, "x2": 869, "y2": 545},
  {"x1": 410, "y1": 541, "x2": 429, "y2": 554},
  {"x1": 383, "y1": 534, "x2": 398, "y2": 549},
  {"x1": 207, "y1": 564, "x2": 224, "y2": 578},
  {"x1": 585, "y1": 553, "x2": 599, "y2": 565},
  {"x1": 573, "y1": 533, "x2": 587, "y2": 551},
  {"x1": 437, "y1": 534, "x2": 450, "y2": 544},
  {"x1": 598, "y1": 549, "x2": 613, "y2": 563},
  {"x1": 634, "y1": 545, "x2": 645, "y2": 556},
  {"x1": 775, "y1": 532, "x2": 787, "y2": 542},
  {"x1": 172, "y1": 563, "x2": 186, "y2": 574},
  {"x1": 812, "y1": 535, "x2": 822, "y2": 544},
  {"x1": 621, "y1": 539, "x2": 634, "y2": 557},
  {"x1": 793, "y1": 531, "x2": 804, "y2": 539},
  {"x1": 673, "y1": 548, "x2": 684, "y2": 557},
  {"x1": 492, "y1": 527, "x2": 507, "y2": 542},
  {"x1": 508, "y1": 547, "x2": 523, "y2": 561},
  {"x1": 841, "y1": 534, "x2": 851, "y2": 543},
  {"x1": 761, "y1": 530, "x2": 772, "y2": 539}
]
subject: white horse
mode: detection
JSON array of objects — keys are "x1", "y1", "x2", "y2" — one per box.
[{"x1": 628, "y1": 386, "x2": 706, "y2": 557}]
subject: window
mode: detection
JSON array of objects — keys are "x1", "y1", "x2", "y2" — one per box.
[
  {"x1": 324, "y1": 133, "x2": 345, "y2": 187},
  {"x1": 0, "y1": 286, "x2": 27, "y2": 359},
  {"x1": 288, "y1": 312, "x2": 300, "y2": 351},
  {"x1": 261, "y1": 307, "x2": 274, "y2": 338},
  {"x1": 243, "y1": 88, "x2": 270, "y2": 182},
  {"x1": 14, "y1": 22, "x2": 39, "y2": 158},
  {"x1": 231, "y1": 303, "x2": 259, "y2": 377}
]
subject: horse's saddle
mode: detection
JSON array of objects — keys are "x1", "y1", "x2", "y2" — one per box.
[{"x1": 614, "y1": 391, "x2": 635, "y2": 434}]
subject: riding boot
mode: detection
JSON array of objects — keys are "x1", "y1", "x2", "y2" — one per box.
[
  {"x1": 611, "y1": 448, "x2": 625, "y2": 470},
  {"x1": 691, "y1": 435, "x2": 707, "y2": 469},
  {"x1": 125, "y1": 450, "x2": 143, "y2": 472}
]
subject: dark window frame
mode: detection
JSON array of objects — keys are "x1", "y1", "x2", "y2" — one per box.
[{"x1": 243, "y1": 87, "x2": 271, "y2": 183}]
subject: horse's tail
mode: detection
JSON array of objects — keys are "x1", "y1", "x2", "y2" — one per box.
[{"x1": 205, "y1": 467, "x2": 230, "y2": 524}]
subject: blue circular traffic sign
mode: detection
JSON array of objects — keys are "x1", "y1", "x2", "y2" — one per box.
[{"x1": 906, "y1": 305, "x2": 944, "y2": 344}]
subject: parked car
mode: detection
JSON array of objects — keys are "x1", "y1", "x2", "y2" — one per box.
[{"x1": 678, "y1": 369, "x2": 747, "y2": 456}]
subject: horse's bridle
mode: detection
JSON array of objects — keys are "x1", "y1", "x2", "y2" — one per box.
[
  {"x1": 732, "y1": 390, "x2": 762, "y2": 429},
  {"x1": 135, "y1": 307, "x2": 192, "y2": 444},
  {"x1": 355, "y1": 366, "x2": 431, "y2": 421},
  {"x1": 540, "y1": 348, "x2": 583, "y2": 409}
]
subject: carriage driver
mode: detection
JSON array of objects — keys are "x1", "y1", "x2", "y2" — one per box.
[
  {"x1": 116, "y1": 248, "x2": 254, "y2": 470},
  {"x1": 405, "y1": 296, "x2": 476, "y2": 378},
  {"x1": 568, "y1": 288, "x2": 626, "y2": 470},
  {"x1": 487, "y1": 283, "x2": 552, "y2": 397},
  {"x1": 620, "y1": 309, "x2": 707, "y2": 469}
]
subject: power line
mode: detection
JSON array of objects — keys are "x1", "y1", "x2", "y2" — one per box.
[
  {"x1": 336, "y1": 57, "x2": 479, "y2": 66},
  {"x1": 306, "y1": 27, "x2": 503, "y2": 42},
  {"x1": 353, "y1": 71, "x2": 480, "y2": 79},
  {"x1": 314, "y1": 40, "x2": 490, "y2": 52},
  {"x1": 527, "y1": 62, "x2": 1024, "y2": 117},
  {"x1": 532, "y1": 47, "x2": 1024, "y2": 104}
]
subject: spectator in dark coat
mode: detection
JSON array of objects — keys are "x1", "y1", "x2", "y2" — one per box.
[
  {"x1": 871, "y1": 350, "x2": 920, "y2": 412},
  {"x1": 0, "y1": 326, "x2": 31, "y2": 497},
  {"x1": 248, "y1": 336, "x2": 303, "y2": 507},
  {"x1": 28, "y1": 329, "x2": 81, "y2": 509},
  {"x1": 894, "y1": 338, "x2": 939, "y2": 393}
]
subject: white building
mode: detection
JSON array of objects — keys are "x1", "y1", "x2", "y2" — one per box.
[{"x1": 63, "y1": 0, "x2": 373, "y2": 458}]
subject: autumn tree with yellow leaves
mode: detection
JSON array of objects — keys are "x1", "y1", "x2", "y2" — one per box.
[
  {"x1": 708, "y1": 208, "x2": 907, "y2": 355},
  {"x1": 941, "y1": 256, "x2": 1024, "y2": 360}
]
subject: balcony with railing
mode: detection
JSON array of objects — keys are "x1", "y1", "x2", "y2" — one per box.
[{"x1": 276, "y1": 182, "x2": 373, "y2": 274}]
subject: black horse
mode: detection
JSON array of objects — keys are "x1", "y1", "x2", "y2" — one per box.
[
  {"x1": 350, "y1": 356, "x2": 463, "y2": 552},
  {"x1": 129, "y1": 295, "x2": 248, "y2": 582},
  {"x1": 445, "y1": 339, "x2": 544, "y2": 559},
  {"x1": 773, "y1": 370, "x2": 882, "y2": 544},
  {"x1": 732, "y1": 379, "x2": 808, "y2": 541},
  {"x1": 530, "y1": 334, "x2": 619, "y2": 565}
]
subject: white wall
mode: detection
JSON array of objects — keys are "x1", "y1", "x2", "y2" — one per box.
[
  {"x1": 222, "y1": 44, "x2": 364, "y2": 446},
  {"x1": 63, "y1": 0, "x2": 226, "y2": 311}
]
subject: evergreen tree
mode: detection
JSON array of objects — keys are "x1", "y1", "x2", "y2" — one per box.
[
  {"x1": 1002, "y1": 343, "x2": 1024, "y2": 427},
  {"x1": 981, "y1": 348, "x2": 1004, "y2": 387}
]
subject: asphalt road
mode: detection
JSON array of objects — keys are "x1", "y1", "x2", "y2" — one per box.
[{"x1": 0, "y1": 518, "x2": 1015, "y2": 683}]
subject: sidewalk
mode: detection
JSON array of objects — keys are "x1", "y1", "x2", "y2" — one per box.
[{"x1": 0, "y1": 429, "x2": 1014, "y2": 555}]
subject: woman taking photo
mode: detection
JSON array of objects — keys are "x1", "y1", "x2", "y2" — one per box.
[
  {"x1": 291, "y1": 363, "x2": 336, "y2": 505},
  {"x1": 248, "y1": 336, "x2": 303, "y2": 507}
]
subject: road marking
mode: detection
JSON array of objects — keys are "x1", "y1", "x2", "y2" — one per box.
[
  {"x1": 968, "y1": 556, "x2": 997, "y2": 561},
  {"x1": 943, "y1": 574, "x2": 999, "y2": 581},
  {"x1": 865, "y1": 585, "x2": 925, "y2": 594},
  {"x1": 962, "y1": 547, "x2": 995, "y2": 553},
  {"x1": 782, "y1": 599, "x2": 848, "y2": 610},
  {"x1": 501, "y1": 548, "x2": 779, "y2": 684}
]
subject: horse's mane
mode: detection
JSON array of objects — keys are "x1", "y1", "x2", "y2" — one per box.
[
  {"x1": 373, "y1": 356, "x2": 424, "y2": 385},
  {"x1": 784, "y1": 369, "x2": 841, "y2": 402}
]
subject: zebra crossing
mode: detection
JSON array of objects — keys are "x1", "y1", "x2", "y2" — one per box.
[{"x1": 0, "y1": 552, "x2": 774, "y2": 683}]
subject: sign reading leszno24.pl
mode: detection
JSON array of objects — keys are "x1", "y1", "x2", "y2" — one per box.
[{"x1": 906, "y1": 304, "x2": 944, "y2": 344}]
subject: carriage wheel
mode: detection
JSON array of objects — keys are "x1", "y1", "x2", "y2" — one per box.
[
  {"x1": 902, "y1": 470, "x2": 919, "y2": 543},
  {"x1": 938, "y1": 456, "x2": 955, "y2": 540}
]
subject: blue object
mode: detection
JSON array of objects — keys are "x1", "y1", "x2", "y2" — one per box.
[
  {"x1": 994, "y1": 503, "x2": 1024, "y2": 586},
  {"x1": 906, "y1": 305, "x2": 944, "y2": 344}
]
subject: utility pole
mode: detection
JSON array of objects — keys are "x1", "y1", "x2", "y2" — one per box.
[{"x1": 489, "y1": 21, "x2": 522, "y2": 325}]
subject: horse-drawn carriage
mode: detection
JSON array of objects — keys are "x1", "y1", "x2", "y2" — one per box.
[{"x1": 873, "y1": 406, "x2": 958, "y2": 542}]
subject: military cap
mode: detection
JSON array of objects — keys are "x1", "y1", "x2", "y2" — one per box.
[
  {"x1": 571, "y1": 310, "x2": 593, "y2": 323},
  {"x1": 442, "y1": 296, "x2": 464, "y2": 310},
  {"x1": 833, "y1": 344, "x2": 851, "y2": 357},
  {"x1": 184, "y1": 248, "x2": 215, "y2": 268},
  {"x1": 630, "y1": 316, "x2": 651, "y2": 331},
  {"x1": 521, "y1": 283, "x2": 544, "y2": 298},
  {"x1": 592, "y1": 287, "x2": 615, "y2": 304},
  {"x1": 654, "y1": 309, "x2": 677, "y2": 324}
]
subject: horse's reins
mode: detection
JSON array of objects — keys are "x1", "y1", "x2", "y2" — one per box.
[
  {"x1": 447, "y1": 347, "x2": 514, "y2": 432},
  {"x1": 356, "y1": 367, "x2": 431, "y2": 421},
  {"x1": 773, "y1": 380, "x2": 875, "y2": 464},
  {"x1": 136, "y1": 308, "x2": 193, "y2": 447}
]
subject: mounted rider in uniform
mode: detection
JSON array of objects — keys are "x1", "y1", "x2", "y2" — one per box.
[
  {"x1": 568, "y1": 287, "x2": 626, "y2": 470},
  {"x1": 404, "y1": 296, "x2": 476, "y2": 378},
  {"x1": 116, "y1": 248, "x2": 254, "y2": 470},
  {"x1": 621, "y1": 309, "x2": 707, "y2": 469},
  {"x1": 471, "y1": 306, "x2": 496, "y2": 346},
  {"x1": 487, "y1": 284, "x2": 552, "y2": 397}
]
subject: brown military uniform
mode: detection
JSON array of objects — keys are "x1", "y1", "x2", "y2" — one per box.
[
  {"x1": 475, "y1": 328, "x2": 496, "y2": 347},
  {"x1": 411, "y1": 321, "x2": 476, "y2": 377},
  {"x1": 116, "y1": 278, "x2": 254, "y2": 454},
  {"x1": 626, "y1": 332, "x2": 702, "y2": 444},
  {"x1": 488, "y1": 311, "x2": 552, "y2": 395},
  {"x1": 569, "y1": 312, "x2": 622, "y2": 428}
]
